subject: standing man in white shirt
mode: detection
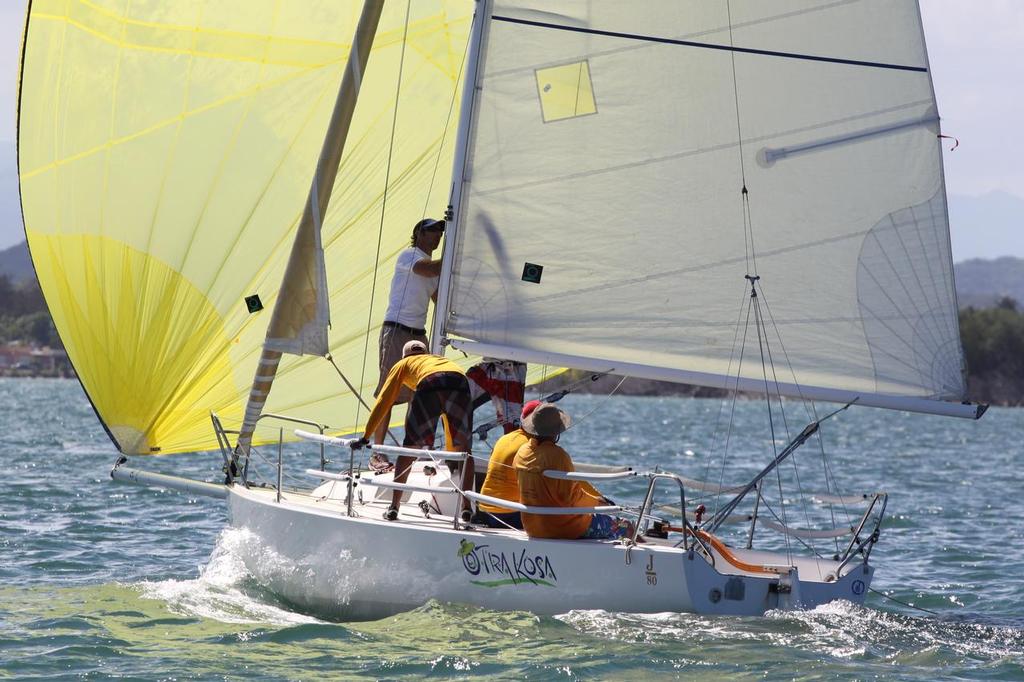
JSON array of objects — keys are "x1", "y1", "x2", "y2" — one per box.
[{"x1": 372, "y1": 217, "x2": 446, "y2": 445}]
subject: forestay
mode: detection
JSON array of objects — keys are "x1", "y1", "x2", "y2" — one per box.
[{"x1": 442, "y1": 1, "x2": 975, "y2": 417}]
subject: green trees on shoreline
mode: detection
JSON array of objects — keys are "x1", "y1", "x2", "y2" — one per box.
[
  {"x1": 0, "y1": 275, "x2": 61, "y2": 348},
  {"x1": 959, "y1": 297, "x2": 1024, "y2": 406}
]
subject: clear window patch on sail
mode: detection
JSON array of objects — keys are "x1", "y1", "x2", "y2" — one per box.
[{"x1": 535, "y1": 60, "x2": 597, "y2": 123}]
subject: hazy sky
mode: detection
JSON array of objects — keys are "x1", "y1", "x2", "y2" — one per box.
[{"x1": 1, "y1": 1, "x2": 1021, "y2": 252}]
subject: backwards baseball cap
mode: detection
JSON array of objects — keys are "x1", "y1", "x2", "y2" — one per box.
[
  {"x1": 402, "y1": 340, "x2": 428, "y2": 357},
  {"x1": 414, "y1": 217, "x2": 446, "y2": 233},
  {"x1": 521, "y1": 400, "x2": 542, "y2": 419}
]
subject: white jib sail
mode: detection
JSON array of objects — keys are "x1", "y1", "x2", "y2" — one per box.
[{"x1": 442, "y1": 0, "x2": 974, "y2": 417}]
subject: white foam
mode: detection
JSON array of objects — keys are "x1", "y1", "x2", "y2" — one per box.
[{"x1": 137, "y1": 527, "x2": 323, "y2": 626}]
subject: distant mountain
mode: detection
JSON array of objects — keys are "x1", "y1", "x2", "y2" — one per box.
[
  {"x1": 948, "y1": 191, "x2": 1024, "y2": 261},
  {"x1": 954, "y1": 256, "x2": 1024, "y2": 309},
  {"x1": 0, "y1": 239, "x2": 31, "y2": 283}
]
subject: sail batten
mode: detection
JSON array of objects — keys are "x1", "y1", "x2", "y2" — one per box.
[{"x1": 489, "y1": 14, "x2": 928, "y2": 73}]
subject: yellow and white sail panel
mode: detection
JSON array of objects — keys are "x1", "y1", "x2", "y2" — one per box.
[
  {"x1": 19, "y1": 0, "x2": 475, "y2": 454},
  {"x1": 444, "y1": 1, "x2": 975, "y2": 417}
]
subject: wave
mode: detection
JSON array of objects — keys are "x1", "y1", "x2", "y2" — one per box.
[{"x1": 136, "y1": 527, "x2": 325, "y2": 626}]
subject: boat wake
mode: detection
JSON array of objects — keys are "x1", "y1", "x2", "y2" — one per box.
[
  {"x1": 136, "y1": 527, "x2": 326, "y2": 626},
  {"x1": 132, "y1": 528, "x2": 1024, "y2": 674},
  {"x1": 557, "y1": 600, "x2": 1024, "y2": 666}
]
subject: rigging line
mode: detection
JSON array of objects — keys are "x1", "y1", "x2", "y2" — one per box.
[
  {"x1": 725, "y1": 0, "x2": 756, "y2": 277},
  {"x1": 751, "y1": 309, "x2": 835, "y2": 567},
  {"x1": 355, "y1": 0, "x2": 413, "y2": 429},
  {"x1": 757, "y1": 495, "x2": 827, "y2": 559},
  {"x1": 701, "y1": 283, "x2": 753, "y2": 498},
  {"x1": 868, "y1": 587, "x2": 940, "y2": 616},
  {"x1": 749, "y1": 283, "x2": 816, "y2": 424},
  {"x1": 489, "y1": 16, "x2": 927, "y2": 73},
  {"x1": 741, "y1": 192, "x2": 751, "y2": 276},
  {"x1": 751, "y1": 283, "x2": 791, "y2": 560},
  {"x1": 757, "y1": 284, "x2": 851, "y2": 532},
  {"x1": 757, "y1": 297, "x2": 822, "y2": 558},
  {"x1": 815, "y1": 426, "x2": 842, "y2": 556},
  {"x1": 563, "y1": 375, "x2": 629, "y2": 433},
  {"x1": 756, "y1": 284, "x2": 855, "y2": 527},
  {"x1": 710, "y1": 293, "x2": 754, "y2": 523},
  {"x1": 486, "y1": 1, "x2": 859, "y2": 81},
  {"x1": 326, "y1": 354, "x2": 400, "y2": 446},
  {"x1": 421, "y1": 18, "x2": 470, "y2": 220},
  {"x1": 377, "y1": 10, "x2": 468, "y2": 380},
  {"x1": 744, "y1": 186, "x2": 758, "y2": 277}
]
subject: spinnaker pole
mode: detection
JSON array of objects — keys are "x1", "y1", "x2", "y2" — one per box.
[{"x1": 231, "y1": 1, "x2": 386, "y2": 478}]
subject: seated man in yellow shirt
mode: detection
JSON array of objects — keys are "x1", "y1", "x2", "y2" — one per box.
[
  {"x1": 513, "y1": 403, "x2": 635, "y2": 540},
  {"x1": 477, "y1": 400, "x2": 610, "y2": 531},
  {"x1": 473, "y1": 400, "x2": 541, "y2": 529},
  {"x1": 352, "y1": 340, "x2": 474, "y2": 521}
]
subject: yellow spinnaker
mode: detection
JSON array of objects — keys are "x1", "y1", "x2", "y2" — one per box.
[{"x1": 19, "y1": 0, "x2": 554, "y2": 455}]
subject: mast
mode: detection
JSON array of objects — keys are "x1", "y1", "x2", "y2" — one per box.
[
  {"x1": 432, "y1": 0, "x2": 492, "y2": 353},
  {"x1": 232, "y1": 1, "x2": 386, "y2": 471}
]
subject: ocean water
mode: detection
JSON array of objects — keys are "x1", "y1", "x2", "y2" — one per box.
[{"x1": 2, "y1": 377, "x2": 1023, "y2": 680}]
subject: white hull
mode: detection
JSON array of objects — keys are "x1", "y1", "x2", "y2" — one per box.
[{"x1": 226, "y1": 479, "x2": 873, "y2": 620}]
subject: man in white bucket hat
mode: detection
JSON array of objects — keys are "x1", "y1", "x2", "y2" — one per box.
[{"x1": 513, "y1": 403, "x2": 634, "y2": 540}]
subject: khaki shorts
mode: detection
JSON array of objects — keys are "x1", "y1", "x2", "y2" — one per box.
[{"x1": 375, "y1": 322, "x2": 428, "y2": 403}]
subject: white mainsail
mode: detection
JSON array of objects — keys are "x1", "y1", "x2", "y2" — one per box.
[{"x1": 441, "y1": 0, "x2": 978, "y2": 418}]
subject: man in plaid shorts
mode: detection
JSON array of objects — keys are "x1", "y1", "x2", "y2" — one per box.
[{"x1": 353, "y1": 340, "x2": 474, "y2": 521}]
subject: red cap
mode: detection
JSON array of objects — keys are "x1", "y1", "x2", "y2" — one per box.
[{"x1": 521, "y1": 400, "x2": 542, "y2": 419}]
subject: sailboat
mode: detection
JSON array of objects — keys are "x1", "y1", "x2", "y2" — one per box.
[{"x1": 18, "y1": 0, "x2": 984, "y2": 619}]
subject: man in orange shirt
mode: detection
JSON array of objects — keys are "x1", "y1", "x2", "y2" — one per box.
[
  {"x1": 513, "y1": 403, "x2": 634, "y2": 540},
  {"x1": 477, "y1": 400, "x2": 609, "y2": 531},
  {"x1": 473, "y1": 400, "x2": 542, "y2": 529},
  {"x1": 352, "y1": 340, "x2": 473, "y2": 521}
]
